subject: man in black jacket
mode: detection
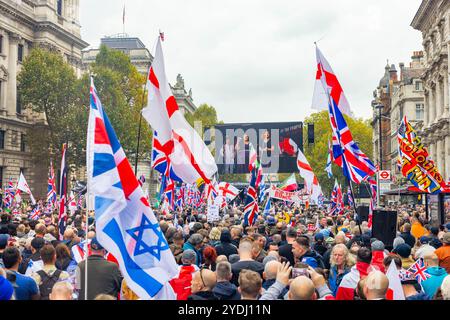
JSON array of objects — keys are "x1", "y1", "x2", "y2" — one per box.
[
  {"x1": 400, "y1": 223, "x2": 416, "y2": 248},
  {"x1": 215, "y1": 229, "x2": 238, "y2": 259},
  {"x1": 213, "y1": 261, "x2": 240, "y2": 300},
  {"x1": 292, "y1": 236, "x2": 325, "y2": 269},
  {"x1": 278, "y1": 228, "x2": 297, "y2": 266},
  {"x1": 75, "y1": 237, "x2": 122, "y2": 300},
  {"x1": 188, "y1": 268, "x2": 218, "y2": 300}
]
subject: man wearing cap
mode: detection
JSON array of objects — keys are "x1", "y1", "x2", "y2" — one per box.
[
  {"x1": 435, "y1": 232, "x2": 450, "y2": 274},
  {"x1": 75, "y1": 237, "x2": 123, "y2": 300},
  {"x1": 413, "y1": 236, "x2": 436, "y2": 260},
  {"x1": 19, "y1": 237, "x2": 45, "y2": 276},
  {"x1": 169, "y1": 249, "x2": 199, "y2": 300},
  {"x1": 393, "y1": 243, "x2": 415, "y2": 270}
]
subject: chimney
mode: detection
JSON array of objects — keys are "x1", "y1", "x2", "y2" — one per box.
[
  {"x1": 389, "y1": 64, "x2": 398, "y2": 82},
  {"x1": 399, "y1": 62, "x2": 405, "y2": 81}
]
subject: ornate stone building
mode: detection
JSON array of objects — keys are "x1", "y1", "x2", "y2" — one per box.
[
  {"x1": 389, "y1": 52, "x2": 425, "y2": 180},
  {"x1": 371, "y1": 63, "x2": 397, "y2": 171},
  {"x1": 411, "y1": 0, "x2": 450, "y2": 182},
  {"x1": 0, "y1": 0, "x2": 88, "y2": 198}
]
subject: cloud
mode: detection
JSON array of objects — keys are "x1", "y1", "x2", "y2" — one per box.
[{"x1": 80, "y1": 0, "x2": 424, "y2": 123}]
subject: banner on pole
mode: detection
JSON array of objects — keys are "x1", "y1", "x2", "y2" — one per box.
[{"x1": 268, "y1": 185, "x2": 303, "y2": 204}]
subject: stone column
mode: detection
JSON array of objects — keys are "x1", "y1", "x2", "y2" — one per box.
[
  {"x1": 445, "y1": 135, "x2": 450, "y2": 182},
  {"x1": 444, "y1": 72, "x2": 449, "y2": 118},
  {"x1": 6, "y1": 32, "x2": 20, "y2": 117},
  {"x1": 429, "y1": 83, "x2": 435, "y2": 125},
  {"x1": 436, "y1": 77, "x2": 442, "y2": 120},
  {"x1": 424, "y1": 90, "x2": 429, "y2": 127},
  {"x1": 436, "y1": 138, "x2": 444, "y2": 177}
]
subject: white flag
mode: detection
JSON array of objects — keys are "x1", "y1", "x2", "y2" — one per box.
[
  {"x1": 142, "y1": 36, "x2": 217, "y2": 185},
  {"x1": 386, "y1": 260, "x2": 405, "y2": 300},
  {"x1": 17, "y1": 172, "x2": 35, "y2": 205}
]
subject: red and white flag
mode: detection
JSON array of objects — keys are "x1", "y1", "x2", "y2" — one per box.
[
  {"x1": 312, "y1": 46, "x2": 353, "y2": 117},
  {"x1": 296, "y1": 149, "x2": 322, "y2": 204},
  {"x1": 279, "y1": 138, "x2": 298, "y2": 156},
  {"x1": 142, "y1": 36, "x2": 217, "y2": 186},
  {"x1": 386, "y1": 260, "x2": 405, "y2": 300},
  {"x1": 17, "y1": 172, "x2": 36, "y2": 205},
  {"x1": 218, "y1": 182, "x2": 239, "y2": 201}
]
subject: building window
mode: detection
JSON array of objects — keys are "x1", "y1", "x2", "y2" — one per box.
[
  {"x1": 399, "y1": 106, "x2": 404, "y2": 120},
  {"x1": 415, "y1": 81, "x2": 422, "y2": 91},
  {"x1": 18, "y1": 44, "x2": 23, "y2": 62},
  {"x1": 20, "y1": 133, "x2": 26, "y2": 152},
  {"x1": 0, "y1": 166, "x2": 3, "y2": 203},
  {"x1": 16, "y1": 90, "x2": 22, "y2": 114},
  {"x1": 416, "y1": 104, "x2": 424, "y2": 120},
  {"x1": 0, "y1": 130, "x2": 4, "y2": 149},
  {"x1": 0, "y1": 35, "x2": 3, "y2": 54},
  {"x1": 57, "y1": 0, "x2": 63, "y2": 16}
]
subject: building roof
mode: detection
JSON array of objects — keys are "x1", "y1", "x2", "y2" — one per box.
[
  {"x1": 100, "y1": 35, "x2": 146, "y2": 50},
  {"x1": 401, "y1": 67, "x2": 424, "y2": 85}
]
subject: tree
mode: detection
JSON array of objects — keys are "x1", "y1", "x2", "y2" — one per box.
[
  {"x1": 17, "y1": 47, "x2": 80, "y2": 166},
  {"x1": 303, "y1": 111, "x2": 374, "y2": 197},
  {"x1": 185, "y1": 103, "x2": 221, "y2": 129}
]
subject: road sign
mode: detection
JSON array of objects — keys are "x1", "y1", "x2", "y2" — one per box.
[{"x1": 379, "y1": 170, "x2": 391, "y2": 181}]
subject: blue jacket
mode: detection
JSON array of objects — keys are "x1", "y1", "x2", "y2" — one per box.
[
  {"x1": 182, "y1": 242, "x2": 202, "y2": 266},
  {"x1": 328, "y1": 265, "x2": 350, "y2": 297},
  {"x1": 421, "y1": 266, "x2": 448, "y2": 299}
]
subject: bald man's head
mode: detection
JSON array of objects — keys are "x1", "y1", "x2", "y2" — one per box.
[
  {"x1": 63, "y1": 228, "x2": 75, "y2": 240},
  {"x1": 49, "y1": 281, "x2": 73, "y2": 300},
  {"x1": 87, "y1": 231, "x2": 96, "y2": 239},
  {"x1": 191, "y1": 269, "x2": 217, "y2": 294},
  {"x1": 263, "y1": 260, "x2": 281, "y2": 280},
  {"x1": 288, "y1": 276, "x2": 316, "y2": 300},
  {"x1": 363, "y1": 271, "x2": 389, "y2": 300}
]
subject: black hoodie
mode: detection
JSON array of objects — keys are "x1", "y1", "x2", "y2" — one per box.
[
  {"x1": 213, "y1": 281, "x2": 241, "y2": 300},
  {"x1": 215, "y1": 230, "x2": 238, "y2": 258}
]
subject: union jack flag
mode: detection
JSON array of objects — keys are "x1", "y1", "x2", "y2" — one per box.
[
  {"x1": 46, "y1": 161, "x2": 57, "y2": 209},
  {"x1": 347, "y1": 186, "x2": 354, "y2": 208},
  {"x1": 329, "y1": 180, "x2": 343, "y2": 216},
  {"x1": 164, "y1": 177, "x2": 175, "y2": 210},
  {"x1": 315, "y1": 47, "x2": 376, "y2": 184},
  {"x1": 30, "y1": 205, "x2": 42, "y2": 220},
  {"x1": 2, "y1": 178, "x2": 15, "y2": 208},
  {"x1": 151, "y1": 131, "x2": 182, "y2": 182},
  {"x1": 407, "y1": 258, "x2": 431, "y2": 284},
  {"x1": 243, "y1": 168, "x2": 259, "y2": 226}
]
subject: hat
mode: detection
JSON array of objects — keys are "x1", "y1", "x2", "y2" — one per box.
[
  {"x1": 314, "y1": 233, "x2": 324, "y2": 241},
  {"x1": 371, "y1": 240, "x2": 385, "y2": 252},
  {"x1": 30, "y1": 237, "x2": 45, "y2": 250},
  {"x1": 181, "y1": 249, "x2": 197, "y2": 264},
  {"x1": 0, "y1": 276, "x2": 14, "y2": 301},
  {"x1": 419, "y1": 236, "x2": 430, "y2": 244},
  {"x1": 393, "y1": 237, "x2": 405, "y2": 250},
  {"x1": 0, "y1": 234, "x2": 10, "y2": 249},
  {"x1": 267, "y1": 216, "x2": 276, "y2": 226},
  {"x1": 445, "y1": 223, "x2": 450, "y2": 231},
  {"x1": 90, "y1": 237, "x2": 104, "y2": 251},
  {"x1": 430, "y1": 227, "x2": 439, "y2": 235},
  {"x1": 320, "y1": 229, "x2": 330, "y2": 237},
  {"x1": 301, "y1": 257, "x2": 318, "y2": 268},
  {"x1": 443, "y1": 232, "x2": 450, "y2": 244},
  {"x1": 325, "y1": 237, "x2": 335, "y2": 245},
  {"x1": 393, "y1": 243, "x2": 411, "y2": 258},
  {"x1": 341, "y1": 228, "x2": 349, "y2": 233}
]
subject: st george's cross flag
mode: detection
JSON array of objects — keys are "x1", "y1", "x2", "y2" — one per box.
[
  {"x1": 218, "y1": 182, "x2": 239, "y2": 201},
  {"x1": 87, "y1": 78, "x2": 179, "y2": 300},
  {"x1": 296, "y1": 148, "x2": 322, "y2": 204},
  {"x1": 17, "y1": 172, "x2": 36, "y2": 205},
  {"x1": 142, "y1": 35, "x2": 217, "y2": 186},
  {"x1": 386, "y1": 260, "x2": 405, "y2": 300}
]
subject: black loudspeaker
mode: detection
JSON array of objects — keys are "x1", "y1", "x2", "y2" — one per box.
[
  {"x1": 371, "y1": 210, "x2": 397, "y2": 249},
  {"x1": 307, "y1": 124, "x2": 314, "y2": 144},
  {"x1": 356, "y1": 206, "x2": 369, "y2": 222}
]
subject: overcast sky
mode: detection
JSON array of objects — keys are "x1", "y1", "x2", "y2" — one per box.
[{"x1": 80, "y1": 0, "x2": 424, "y2": 123}]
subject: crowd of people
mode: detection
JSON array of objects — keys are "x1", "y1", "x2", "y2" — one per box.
[{"x1": 0, "y1": 200, "x2": 450, "y2": 300}]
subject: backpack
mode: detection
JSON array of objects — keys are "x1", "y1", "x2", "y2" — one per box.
[{"x1": 37, "y1": 270, "x2": 62, "y2": 300}]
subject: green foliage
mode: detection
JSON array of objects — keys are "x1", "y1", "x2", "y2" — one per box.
[
  {"x1": 185, "y1": 103, "x2": 219, "y2": 129},
  {"x1": 303, "y1": 111, "x2": 374, "y2": 197},
  {"x1": 17, "y1": 47, "x2": 80, "y2": 165},
  {"x1": 18, "y1": 46, "x2": 152, "y2": 169}
]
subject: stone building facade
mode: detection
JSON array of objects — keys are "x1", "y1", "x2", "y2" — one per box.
[
  {"x1": 389, "y1": 52, "x2": 426, "y2": 180},
  {"x1": 0, "y1": 0, "x2": 88, "y2": 199},
  {"x1": 411, "y1": 0, "x2": 450, "y2": 182}
]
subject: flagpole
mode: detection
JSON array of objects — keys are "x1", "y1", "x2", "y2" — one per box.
[
  {"x1": 134, "y1": 69, "x2": 150, "y2": 176},
  {"x1": 84, "y1": 192, "x2": 89, "y2": 301},
  {"x1": 347, "y1": 178, "x2": 362, "y2": 234}
]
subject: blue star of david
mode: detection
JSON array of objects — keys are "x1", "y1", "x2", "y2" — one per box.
[{"x1": 126, "y1": 214, "x2": 169, "y2": 260}]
